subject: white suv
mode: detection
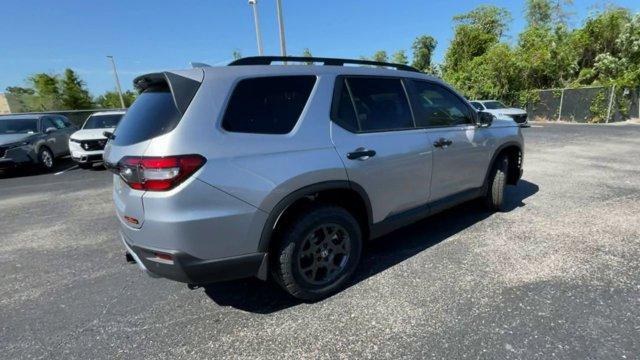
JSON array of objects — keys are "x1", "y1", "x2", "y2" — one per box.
[{"x1": 69, "y1": 111, "x2": 124, "y2": 168}]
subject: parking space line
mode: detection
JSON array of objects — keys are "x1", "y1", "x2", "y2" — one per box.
[{"x1": 54, "y1": 165, "x2": 79, "y2": 175}]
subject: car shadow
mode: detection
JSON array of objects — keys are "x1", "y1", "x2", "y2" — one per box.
[
  {"x1": 0, "y1": 158, "x2": 107, "y2": 179},
  {"x1": 203, "y1": 180, "x2": 539, "y2": 314},
  {"x1": 0, "y1": 157, "x2": 75, "y2": 179}
]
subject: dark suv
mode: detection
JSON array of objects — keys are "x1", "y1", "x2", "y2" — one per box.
[{"x1": 0, "y1": 114, "x2": 76, "y2": 171}]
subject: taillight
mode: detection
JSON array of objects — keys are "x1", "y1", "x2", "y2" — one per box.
[{"x1": 117, "y1": 155, "x2": 206, "y2": 191}]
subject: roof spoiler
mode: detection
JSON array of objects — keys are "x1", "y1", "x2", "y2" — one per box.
[{"x1": 133, "y1": 70, "x2": 204, "y2": 115}]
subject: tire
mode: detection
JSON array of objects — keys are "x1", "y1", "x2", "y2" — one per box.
[
  {"x1": 272, "y1": 205, "x2": 362, "y2": 301},
  {"x1": 38, "y1": 147, "x2": 54, "y2": 171},
  {"x1": 484, "y1": 155, "x2": 508, "y2": 211}
]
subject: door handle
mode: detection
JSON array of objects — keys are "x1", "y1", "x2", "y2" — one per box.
[
  {"x1": 347, "y1": 148, "x2": 376, "y2": 160},
  {"x1": 433, "y1": 138, "x2": 452, "y2": 148}
]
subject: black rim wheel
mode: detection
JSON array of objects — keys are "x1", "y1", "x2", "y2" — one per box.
[{"x1": 297, "y1": 223, "x2": 351, "y2": 286}]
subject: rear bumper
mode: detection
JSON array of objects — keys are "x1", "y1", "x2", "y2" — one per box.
[{"x1": 121, "y1": 232, "x2": 267, "y2": 284}]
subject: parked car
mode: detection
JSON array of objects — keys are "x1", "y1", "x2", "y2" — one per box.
[
  {"x1": 470, "y1": 100, "x2": 529, "y2": 126},
  {"x1": 69, "y1": 110, "x2": 125, "y2": 168},
  {"x1": 0, "y1": 114, "x2": 76, "y2": 171},
  {"x1": 105, "y1": 56, "x2": 524, "y2": 300}
]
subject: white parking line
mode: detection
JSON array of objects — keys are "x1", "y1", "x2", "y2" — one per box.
[{"x1": 54, "y1": 165, "x2": 79, "y2": 176}]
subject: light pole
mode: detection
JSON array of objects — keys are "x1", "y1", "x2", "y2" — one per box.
[
  {"x1": 275, "y1": 0, "x2": 287, "y2": 57},
  {"x1": 248, "y1": 0, "x2": 264, "y2": 56},
  {"x1": 106, "y1": 56, "x2": 126, "y2": 109}
]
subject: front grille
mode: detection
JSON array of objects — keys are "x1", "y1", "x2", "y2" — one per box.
[
  {"x1": 509, "y1": 114, "x2": 528, "y2": 124},
  {"x1": 80, "y1": 139, "x2": 107, "y2": 151},
  {"x1": 0, "y1": 146, "x2": 6, "y2": 158}
]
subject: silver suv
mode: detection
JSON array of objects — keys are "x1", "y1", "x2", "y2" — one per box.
[{"x1": 105, "y1": 56, "x2": 524, "y2": 300}]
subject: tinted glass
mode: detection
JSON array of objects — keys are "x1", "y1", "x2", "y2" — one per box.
[
  {"x1": 412, "y1": 81, "x2": 473, "y2": 127},
  {"x1": 332, "y1": 78, "x2": 359, "y2": 132},
  {"x1": 470, "y1": 102, "x2": 484, "y2": 110},
  {"x1": 42, "y1": 117, "x2": 57, "y2": 131},
  {"x1": 222, "y1": 76, "x2": 316, "y2": 134},
  {"x1": 51, "y1": 117, "x2": 66, "y2": 129},
  {"x1": 83, "y1": 114, "x2": 123, "y2": 129},
  {"x1": 346, "y1": 77, "x2": 413, "y2": 131},
  {"x1": 0, "y1": 119, "x2": 38, "y2": 134},
  {"x1": 112, "y1": 88, "x2": 181, "y2": 146},
  {"x1": 483, "y1": 101, "x2": 506, "y2": 109}
]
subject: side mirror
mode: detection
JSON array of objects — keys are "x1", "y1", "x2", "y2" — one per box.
[
  {"x1": 45, "y1": 127, "x2": 57, "y2": 134},
  {"x1": 477, "y1": 111, "x2": 494, "y2": 128}
]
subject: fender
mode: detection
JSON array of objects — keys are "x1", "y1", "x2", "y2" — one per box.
[
  {"x1": 256, "y1": 180, "x2": 373, "y2": 253},
  {"x1": 482, "y1": 141, "x2": 523, "y2": 191}
]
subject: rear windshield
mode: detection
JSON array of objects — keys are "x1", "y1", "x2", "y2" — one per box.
[
  {"x1": 0, "y1": 119, "x2": 38, "y2": 134},
  {"x1": 112, "y1": 88, "x2": 180, "y2": 146},
  {"x1": 83, "y1": 114, "x2": 123, "y2": 129},
  {"x1": 222, "y1": 76, "x2": 316, "y2": 134}
]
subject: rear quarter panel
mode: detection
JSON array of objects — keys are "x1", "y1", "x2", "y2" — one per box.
[{"x1": 142, "y1": 68, "x2": 348, "y2": 213}]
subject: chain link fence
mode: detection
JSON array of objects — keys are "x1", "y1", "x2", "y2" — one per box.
[{"x1": 515, "y1": 86, "x2": 640, "y2": 123}]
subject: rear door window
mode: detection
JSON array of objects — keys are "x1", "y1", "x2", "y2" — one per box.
[
  {"x1": 112, "y1": 87, "x2": 181, "y2": 146},
  {"x1": 222, "y1": 76, "x2": 316, "y2": 134},
  {"x1": 332, "y1": 77, "x2": 414, "y2": 132}
]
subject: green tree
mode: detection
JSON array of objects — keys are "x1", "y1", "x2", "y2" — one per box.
[
  {"x1": 526, "y1": 0, "x2": 553, "y2": 27},
  {"x1": 372, "y1": 50, "x2": 388, "y2": 63},
  {"x1": 302, "y1": 48, "x2": 313, "y2": 64},
  {"x1": 95, "y1": 90, "x2": 137, "y2": 108},
  {"x1": 4, "y1": 86, "x2": 36, "y2": 112},
  {"x1": 232, "y1": 50, "x2": 242, "y2": 60},
  {"x1": 444, "y1": 6, "x2": 510, "y2": 76},
  {"x1": 60, "y1": 68, "x2": 94, "y2": 110},
  {"x1": 452, "y1": 5, "x2": 511, "y2": 39},
  {"x1": 411, "y1": 35, "x2": 437, "y2": 72},
  {"x1": 391, "y1": 50, "x2": 409, "y2": 65},
  {"x1": 28, "y1": 73, "x2": 62, "y2": 110}
]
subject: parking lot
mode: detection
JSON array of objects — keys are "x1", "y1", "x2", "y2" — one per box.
[{"x1": 1, "y1": 122, "x2": 639, "y2": 359}]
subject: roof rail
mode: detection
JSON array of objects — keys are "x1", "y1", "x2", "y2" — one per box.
[{"x1": 228, "y1": 56, "x2": 421, "y2": 73}]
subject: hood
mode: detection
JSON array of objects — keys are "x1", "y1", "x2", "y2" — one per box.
[
  {"x1": 485, "y1": 108, "x2": 526, "y2": 116},
  {"x1": 491, "y1": 117, "x2": 518, "y2": 127},
  {"x1": 70, "y1": 128, "x2": 111, "y2": 141},
  {"x1": 0, "y1": 133, "x2": 34, "y2": 146}
]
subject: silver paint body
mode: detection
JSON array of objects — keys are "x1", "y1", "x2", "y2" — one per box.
[{"x1": 105, "y1": 65, "x2": 524, "y2": 264}]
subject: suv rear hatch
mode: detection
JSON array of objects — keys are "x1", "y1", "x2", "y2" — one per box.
[{"x1": 104, "y1": 69, "x2": 204, "y2": 229}]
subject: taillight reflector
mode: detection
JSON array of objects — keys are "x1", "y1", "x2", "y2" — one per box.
[{"x1": 117, "y1": 155, "x2": 206, "y2": 191}]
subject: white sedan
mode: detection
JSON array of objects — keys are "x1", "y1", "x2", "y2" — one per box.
[{"x1": 470, "y1": 100, "x2": 528, "y2": 126}]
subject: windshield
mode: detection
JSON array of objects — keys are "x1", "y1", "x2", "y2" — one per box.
[
  {"x1": 83, "y1": 114, "x2": 123, "y2": 129},
  {"x1": 0, "y1": 119, "x2": 38, "y2": 134},
  {"x1": 483, "y1": 101, "x2": 507, "y2": 109}
]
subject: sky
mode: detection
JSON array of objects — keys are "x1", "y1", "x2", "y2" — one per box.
[{"x1": 2, "y1": 0, "x2": 639, "y2": 95}]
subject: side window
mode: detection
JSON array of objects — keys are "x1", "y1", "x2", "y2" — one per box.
[
  {"x1": 342, "y1": 77, "x2": 414, "y2": 132},
  {"x1": 331, "y1": 78, "x2": 359, "y2": 132},
  {"x1": 412, "y1": 81, "x2": 473, "y2": 127},
  {"x1": 41, "y1": 117, "x2": 56, "y2": 132},
  {"x1": 470, "y1": 102, "x2": 484, "y2": 111},
  {"x1": 52, "y1": 117, "x2": 66, "y2": 129},
  {"x1": 58, "y1": 116, "x2": 72, "y2": 128},
  {"x1": 222, "y1": 76, "x2": 316, "y2": 134}
]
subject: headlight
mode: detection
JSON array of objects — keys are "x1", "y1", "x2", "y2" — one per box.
[{"x1": 69, "y1": 138, "x2": 81, "y2": 143}]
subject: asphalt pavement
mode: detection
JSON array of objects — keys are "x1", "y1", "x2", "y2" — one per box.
[{"x1": 1, "y1": 123, "x2": 639, "y2": 359}]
